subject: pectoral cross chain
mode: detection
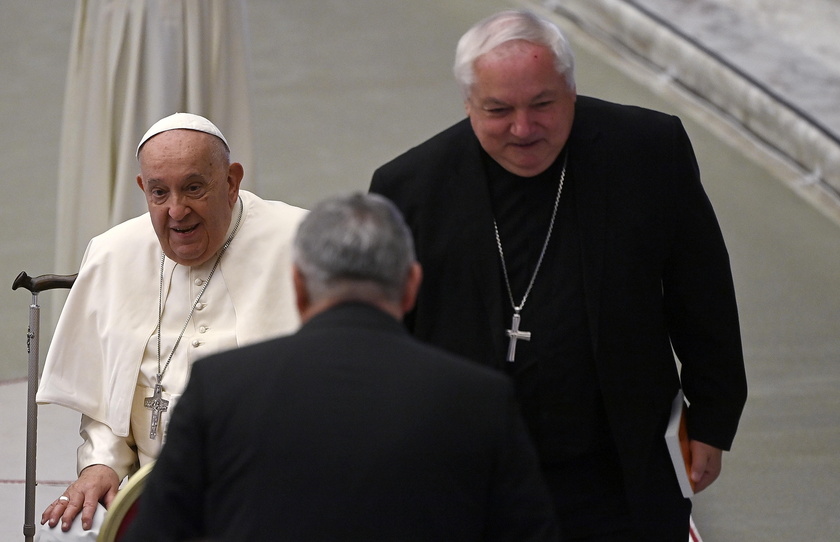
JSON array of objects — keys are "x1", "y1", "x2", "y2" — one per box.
[
  {"x1": 493, "y1": 156, "x2": 566, "y2": 363},
  {"x1": 506, "y1": 312, "x2": 531, "y2": 362},
  {"x1": 144, "y1": 383, "x2": 169, "y2": 440}
]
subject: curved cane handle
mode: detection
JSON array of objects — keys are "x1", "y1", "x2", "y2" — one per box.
[{"x1": 12, "y1": 271, "x2": 77, "y2": 293}]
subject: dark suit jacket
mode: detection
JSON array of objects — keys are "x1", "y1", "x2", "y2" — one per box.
[
  {"x1": 123, "y1": 303, "x2": 558, "y2": 542},
  {"x1": 370, "y1": 96, "x2": 748, "y2": 536}
]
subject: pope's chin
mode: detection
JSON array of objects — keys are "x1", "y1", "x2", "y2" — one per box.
[
  {"x1": 164, "y1": 236, "x2": 212, "y2": 266},
  {"x1": 166, "y1": 246, "x2": 212, "y2": 267}
]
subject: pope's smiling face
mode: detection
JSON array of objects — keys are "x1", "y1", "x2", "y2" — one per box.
[
  {"x1": 466, "y1": 40, "x2": 576, "y2": 177},
  {"x1": 136, "y1": 129, "x2": 242, "y2": 267}
]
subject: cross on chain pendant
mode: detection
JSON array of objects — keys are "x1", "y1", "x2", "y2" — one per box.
[
  {"x1": 144, "y1": 383, "x2": 169, "y2": 440},
  {"x1": 506, "y1": 311, "x2": 531, "y2": 362}
]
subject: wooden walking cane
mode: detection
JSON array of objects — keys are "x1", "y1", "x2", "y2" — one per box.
[{"x1": 12, "y1": 272, "x2": 76, "y2": 542}]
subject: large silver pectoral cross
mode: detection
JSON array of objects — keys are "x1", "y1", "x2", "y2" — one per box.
[
  {"x1": 144, "y1": 383, "x2": 169, "y2": 440},
  {"x1": 506, "y1": 312, "x2": 531, "y2": 362}
]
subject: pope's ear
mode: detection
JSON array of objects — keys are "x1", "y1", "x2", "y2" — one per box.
[
  {"x1": 136, "y1": 175, "x2": 145, "y2": 192},
  {"x1": 226, "y1": 162, "x2": 243, "y2": 205},
  {"x1": 228, "y1": 162, "x2": 244, "y2": 188}
]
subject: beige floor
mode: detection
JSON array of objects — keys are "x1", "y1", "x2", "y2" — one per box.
[{"x1": 2, "y1": 0, "x2": 839, "y2": 540}]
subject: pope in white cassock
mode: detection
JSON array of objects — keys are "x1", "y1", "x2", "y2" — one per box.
[
  {"x1": 36, "y1": 113, "x2": 307, "y2": 539},
  {"x1": 55, "y1": 0, "x2": 256, "y2": 275}
]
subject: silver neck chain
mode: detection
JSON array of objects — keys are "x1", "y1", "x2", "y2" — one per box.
[
  {"x1": 493, "y1": 154, "x2": 567, "y2": 314},
  {"x1": 155, "y1": 196, "x2": 244, "y2": 386}
]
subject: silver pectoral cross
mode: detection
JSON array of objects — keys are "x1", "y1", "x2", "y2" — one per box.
[
  {"x1": 506, "y1": 312, "x2": 531, "y2": 362},
  {"x1": 144, "y1": 383, "x2": 169, "y2": 440}
]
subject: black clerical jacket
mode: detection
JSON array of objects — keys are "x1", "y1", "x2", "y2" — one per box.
[
  {"x1": 122, "y1": 304, "x2": 558, "y2": 541},
  {"x1": 370, "y1": 95, "x2": 748, "y2": 536}
]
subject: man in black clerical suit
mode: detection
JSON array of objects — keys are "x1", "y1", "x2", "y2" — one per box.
[
  {"x1": 122, "y1": 193, "x2": 558, "y2": 542},
  {"x1": 370, "y1": 10, "x2": 747, "y2": 541}
]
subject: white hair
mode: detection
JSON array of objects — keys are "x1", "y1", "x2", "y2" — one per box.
[{"x1": 453, "y1": 10, "x2": 576, "y2": 100}]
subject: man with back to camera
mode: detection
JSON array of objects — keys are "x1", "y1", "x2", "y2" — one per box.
[
  {"x1": 37, "y1": 113, "x2": 307, "y2": 539},
  {"x1": 370, "y1": 10, "x2": 748, "y2": 541},
  {"x1": 122, "y1": 192, "x2": 559, "y2": 542}
]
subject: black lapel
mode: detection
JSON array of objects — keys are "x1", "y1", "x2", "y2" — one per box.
[
  {"x1": 449, "y1": 126, "x2": 507, "y2": 366},
  {"x1": 568, "y1": 109, "x2": 607, "y2": 356}
]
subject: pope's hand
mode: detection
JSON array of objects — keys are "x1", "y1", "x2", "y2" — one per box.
[{"x1": 40, "y1": 464, "x2": 120, "y2": 531}]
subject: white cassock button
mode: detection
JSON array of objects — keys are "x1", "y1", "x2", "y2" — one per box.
[
  {"x1": 194, "y1": 278, "x2": 205, "y2": 286},
  {"x1": 191, "y1": 339, "x2": 201, "y2": 347},
  {"x1": 196, "y1": 303, "x2": 206, "y2": 311},
  {"x1": 199, "y1": 326, "x2": 208, "y2": 334}
]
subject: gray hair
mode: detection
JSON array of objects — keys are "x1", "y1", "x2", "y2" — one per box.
[
  {"x1": 453, "y1": 10, "x2": 576, "y2": 99},
  {"x1": 293, "y1": 193, "x2": 416, "y2": 305}
]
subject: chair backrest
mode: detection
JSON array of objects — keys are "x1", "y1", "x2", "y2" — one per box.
[{"x1": 97, "y1": 461, "x2": 155, "y2": 542}]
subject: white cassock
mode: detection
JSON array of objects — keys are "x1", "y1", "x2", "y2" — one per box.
[
  {"x1": 54, "y1": 0, "x2": 255, "y2": 274},
  {"x1": 36, "y1": 191, "x2": 306, "y2": 540}
]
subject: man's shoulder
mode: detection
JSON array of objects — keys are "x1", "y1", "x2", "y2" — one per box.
[
  {"x1": 370, "y1": 119, "x2": 477, "y2": 205},
  {"x1": 197, "y1": 332, "x2": 290, "y2": 366},
  {"x1": 386, "y1": 330, "x2": 514, "y2": 395},
  {"x1": 375, "y1": 118, "x2": 474, "y2": 174},
  {"x1": 187, "y1": 333, "x2": 286, "y2": 384},
  {"x1": 575, "y1": 95, "x2": 680, "y2": 131}
]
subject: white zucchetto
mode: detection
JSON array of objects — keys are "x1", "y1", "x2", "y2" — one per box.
[{"x1": 136, "y1": 112, "x2": 229, "y2": 158}]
